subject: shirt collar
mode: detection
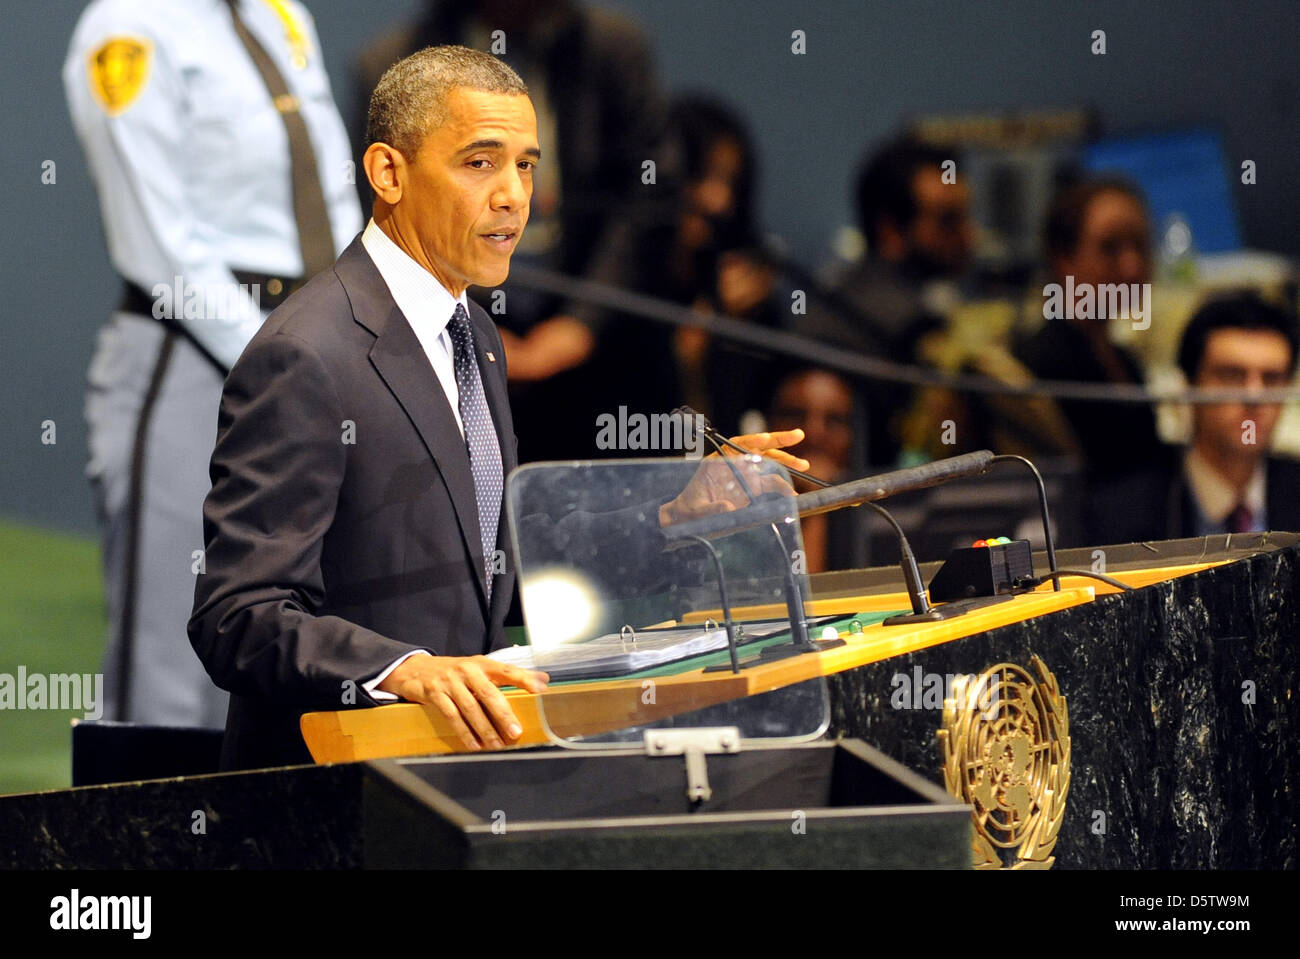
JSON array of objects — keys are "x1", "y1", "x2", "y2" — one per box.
[
  {"x1": 1183, "y1": 447, "x2": 1266, "y2": 524},
  {"x1": 360, "y1": 218, "x2": 467, "y2": 337}
]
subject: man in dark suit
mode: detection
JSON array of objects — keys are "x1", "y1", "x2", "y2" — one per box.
[
  {"x1": 1084, "y1": 292, "x2": 1300, "y2": 545},
  {"x1": 189, "y1": 47, "x2": 552, "y2": 771},
  {"x1": 191, "y1": 45, "x2": 808, "y2": 771}
]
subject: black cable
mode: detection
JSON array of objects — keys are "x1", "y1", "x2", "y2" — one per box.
[
  {"x1": 991, "y1": 453, "x2": 1060, "y2": 592},
  {"x1": 1033, "y1": 568, "x2": 1133, "y2": 591}
]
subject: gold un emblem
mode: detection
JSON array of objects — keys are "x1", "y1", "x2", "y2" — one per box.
[{"x1": 939, "y1": 655, "x2": 1070, "y2": 869}]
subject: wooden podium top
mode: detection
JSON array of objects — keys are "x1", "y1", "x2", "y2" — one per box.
[{"x1": 300, "y1": 559, "x2": 1222, "y2": 764}]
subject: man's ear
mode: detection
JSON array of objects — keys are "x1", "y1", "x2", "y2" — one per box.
[{"x1": 363, "y1": 142, "x2": 405, "y2": 205}]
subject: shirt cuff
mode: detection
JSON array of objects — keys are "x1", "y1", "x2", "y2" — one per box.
[{"x1": 363, "y1": 650, "x2": 433, "y2": 702}]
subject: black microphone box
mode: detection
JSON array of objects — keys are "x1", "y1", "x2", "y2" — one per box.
[{"x1": 927, "y1": 539, "x2": 1034, "y2": 602}]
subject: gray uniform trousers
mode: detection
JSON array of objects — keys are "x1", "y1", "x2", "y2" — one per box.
[{"x1": 85, "y1": 310, "x2": 231, "y2": 727}]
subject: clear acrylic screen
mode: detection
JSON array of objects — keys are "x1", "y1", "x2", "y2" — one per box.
[{"x1": 503, "y1": 457, "x2": 830, "y2": 748}]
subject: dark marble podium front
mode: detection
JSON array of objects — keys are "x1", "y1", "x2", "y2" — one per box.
[
  {"x1": 818, "y1": 533, "x2": 1300, "y2": 868},
  {"x1": 2, "y1": 535, "x2": 1295, "y2": 869}
]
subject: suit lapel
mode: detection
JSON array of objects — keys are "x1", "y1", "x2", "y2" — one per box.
[{"x1": 334, "y1": 238, "x2": 490, "y2": 611}]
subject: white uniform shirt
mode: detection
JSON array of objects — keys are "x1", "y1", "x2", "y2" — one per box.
[{"x1": 64, "y1": 0, "x2": 363, "y2": 368}]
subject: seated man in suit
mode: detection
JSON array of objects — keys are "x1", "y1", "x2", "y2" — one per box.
[
  {"x1": 190, "y1": 45, "x2": 808, "y2": 771},
  {"x1": 1084, "y1": 292, "x2": 1300, "y2": 545}
]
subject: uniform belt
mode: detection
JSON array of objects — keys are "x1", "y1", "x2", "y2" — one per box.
[
  {"x1": 230, "y1": 269, "x2": 304, "y2": 310},
  {"x1": 119, "y1": 271, "x2": 303, "y2": 376}
]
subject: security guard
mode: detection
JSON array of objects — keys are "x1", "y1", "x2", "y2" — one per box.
[{"x1": 64, "y1": 0, "x2": 362, "y2": 726}]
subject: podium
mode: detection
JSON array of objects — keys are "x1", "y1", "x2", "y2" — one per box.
[
  {"x1": 819, "y1": 533, "x2": 1300, "y2": 869},
  {"x1": 363, "y1": 740, "x2": 968, "y2": 869},
  {"x1": 2, "y1": 457, "x2": 972, "y2": 869},
  {"x1": 2, "y1": 451, "x2": 1296, "y2": 869}
]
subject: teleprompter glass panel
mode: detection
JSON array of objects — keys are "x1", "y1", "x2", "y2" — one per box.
[{"x1": 501, "y1": 456, "x2": 830, "y2": 747}]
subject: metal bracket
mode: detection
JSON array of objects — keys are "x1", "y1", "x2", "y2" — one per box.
[{"x1": 643, "y1": 727, "x2": 741, "y2": 804}]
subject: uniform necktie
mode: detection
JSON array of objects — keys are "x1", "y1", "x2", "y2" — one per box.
[
  {"x1": 226, "y1": 0, "x2": 335, "y2": 280},
  {"x1": 447, "y1": 304, "x2": 503, "y2": 597}
]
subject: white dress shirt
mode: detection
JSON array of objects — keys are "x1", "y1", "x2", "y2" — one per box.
[
  {"x1": 1184, "y1": 447, "x2": 1267, "y2": 531},
  {"x1": 358, "y1": 217, "x2": 481, "y2": 699},
  {"x1": 360, "y1": 217, "x2": 468, "y2": 438}
]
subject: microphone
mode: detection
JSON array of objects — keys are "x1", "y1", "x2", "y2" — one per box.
[
  {"x1": 661, "y1": 447, "x2": 997, "y2": 541},
  {"x1": 794, "y1": 450, "x2": 996, "y2": 517},
  {"x1": 664, "y1": 409, "x2": 995, "y2": 626}
]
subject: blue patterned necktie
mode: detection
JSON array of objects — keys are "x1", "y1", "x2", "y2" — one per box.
[{"x1": 447, "y1": 303, "x2": 503, "y2": 598}]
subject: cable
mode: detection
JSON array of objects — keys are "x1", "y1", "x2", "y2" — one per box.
[
  {"x1": 991, "y1": 453, "x2": 1060, "y2": 591},
  {"x1": 1031, "y1": 568, "x2": 1133, "y2": 591}
]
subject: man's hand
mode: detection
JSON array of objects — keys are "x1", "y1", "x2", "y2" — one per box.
[
  {"x1": 727, "y1": 428, "x2": 810, "y2": 475},
  {"x1": 376, "y1": 654, "x2": 549, "y2": 751},
  {"x1": 659, "y1": 428, "x2": 810, "y2": 526}
]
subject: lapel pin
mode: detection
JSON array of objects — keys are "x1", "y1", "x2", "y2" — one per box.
[{"x1": 485, "y1": 351, "x2": 496, "y2": 362}]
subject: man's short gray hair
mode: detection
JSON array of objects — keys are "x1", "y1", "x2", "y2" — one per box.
[{"x1": 365, "y1": 45, "x2": 529, "y2": 158}]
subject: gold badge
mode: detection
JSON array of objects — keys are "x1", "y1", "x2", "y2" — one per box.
[
  {"x1": 939, "y1": 655, "x2": 1070, "y2": 869},
  {"x1": 88, "y1": 36, "x2": 153, "y2": 116}
]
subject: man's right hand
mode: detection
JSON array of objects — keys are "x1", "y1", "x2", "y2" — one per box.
[{"x1": 376, "y1": 655, "x2": 549, "y2": 752}]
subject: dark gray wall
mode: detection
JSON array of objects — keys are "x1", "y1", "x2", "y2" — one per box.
[{"x1": 3, "y1": 0, "x2": 1297, "y2": 534}]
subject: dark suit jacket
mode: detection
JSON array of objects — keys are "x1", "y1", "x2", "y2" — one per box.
[
  {"x1": 1083, "y1": 445, "x2": 1300, "y2": 546},
  {"x1": 190, "y1": 236, "x2": 517, "y2": 771}
]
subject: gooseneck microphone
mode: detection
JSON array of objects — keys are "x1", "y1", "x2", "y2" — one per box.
[{"x1": 666, "y1": 406, "x2": 995, "y2": 624}]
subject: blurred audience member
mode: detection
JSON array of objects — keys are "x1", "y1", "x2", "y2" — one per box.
[
  {"x1": 659, "y1": 95, "x2": 785, "y2": 436},
  {"x1": 565, "y1": 94, "x2": 788, "y2": 448},
  {"x1": 765, "y1": 367, "x2": 859, "y2": 572},
  {"x1": 357, "y1": 0, "x2": 666, "y2": 461},
  {"x1": 801, "y1": 138, "x2": 975, "y2": 467},
  {"x1": 1014, "y1": 177, "x2": 1161, "y2": 481},
  {"x1": 1085, "y1": 292, "x2": 1300, "y2": 544}
]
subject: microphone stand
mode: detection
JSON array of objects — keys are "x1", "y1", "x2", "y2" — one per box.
[
  {"x1": 673, "y1": 407, "x2": 992, "y2": 627},
  {"x1": 685, "y1": 413, "x2": 834, "y2": 661}
]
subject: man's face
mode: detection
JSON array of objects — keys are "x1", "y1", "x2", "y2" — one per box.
[
  {"x1": 900, "y1": 167, "x2": 973, "y2": 278},
  {"x1": 768, "y1": 371, "x2": 854, "y2": 480},
  {"x1": 1056, "y1": 190, "x2": 1152, "y2": 289},
  {"x1": 1193, "y1": 327, "x2": 1294, "y2": 460},
  {"x1": 396, "y1": 88, "x2": 539, "y2": 295}
]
